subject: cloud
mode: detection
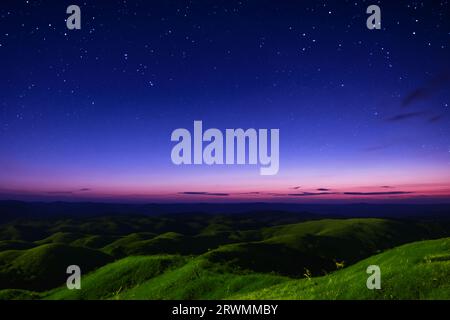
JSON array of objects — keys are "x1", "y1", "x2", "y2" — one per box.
[
  {"x1": 402, "y1": 88, "x2": 434, "y2": 107},
  {"x1": 343, "y1": 191, "x2": 413, "y2": 196},
  {"x1": 280, "y1": 189, "x2": 414, "y2": 197},
  {"x1": 47, "y1": 188, "x2": 91, "y2": 194},
  {"x1": 290, "y1": 186, "x2": 301, "y2": 190},
  {"x1": 179, "y1": 191, "x2": 230, "y2": 196},
  {"x1": 428, "y1": 114, "x2": 444, "y2": 123},
  {"x1": 402, "y1": 72, "x2": 450, "y2": 107},
  {"x1": 178, "y1": 189, "x2": 415, "y2": 198},
  {"x1": 287, "y1": 192, "x2": 337, "y2": 197},
  {"x1": 180, "y1": 192, "x2": 209, "y2": 195},
  {"x1": 384, "y1": 72, "x2": 450, "y2": 126},
  {"x1": 386, "y1": 111, "x2": 428, "y2": 122}
]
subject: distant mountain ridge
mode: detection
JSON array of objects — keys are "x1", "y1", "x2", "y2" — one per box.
[{"x1": 1, "y1": 200, "x2": 450, "y2": 223}]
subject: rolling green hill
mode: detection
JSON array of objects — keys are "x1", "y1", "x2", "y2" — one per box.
[
  {"x1": 205, "y1": 218, "x2": 442, "y2": 276},
  {"x1": 45, "y1": 255, "x2": 187, "y2": 299},
  {"x1": 232, "y1": 237, "x2": 450, "y2": 300},
  {"x1": 0, "y1": 240, "x2": 36, "y2": 251},
  {"x1": 43, "y1": 255, "x2": 288, "y2": 300},
  {"x1": 38, "y1": 238, "x2": 450, "y2": 300},
  {"x1": 0, "y1": 215, "x2": 448, "y2": 300},
  {"x1": 0, "y1": 244, "x2": 113, "y2": 291},
  {"x1": 35, "y1": 232, "x2": 86, "y2": 245}
]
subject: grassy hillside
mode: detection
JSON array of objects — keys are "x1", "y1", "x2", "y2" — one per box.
[
  {"x1": 0, "y1": 289, "x2": 40, "y2": 300},
  {"x1": 45, "y1": 255, "x2": 187, "y2": 299},
  {"x1": 44, "y1": 256, "x2": 288, "y2": 300},
  {"x1": 205, "y1": 218, "x2": 441, "y2": 276},
  {"x1": 37, "y1": 238, "x2": 450, "y2": 300},
  {"x1": 0, "y1": 244, "x2": 113, "y2": 291},
  {"x1": 233, "y1": 238, "x2": 450, "y2": 300},
  {"x1": 0, "y1": 240, "x2": 36, "y2": 251},
  {"x1": 0, "y1": 214, "x2": 448, "y2": 300}
]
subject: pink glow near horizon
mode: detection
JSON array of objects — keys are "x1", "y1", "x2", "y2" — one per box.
[
  {"x1": 1, "y1": 182, "x2": 449, "y2": 203},
  {"x1": 1, "y1": 157, "x2": 449, "y2": 202}
]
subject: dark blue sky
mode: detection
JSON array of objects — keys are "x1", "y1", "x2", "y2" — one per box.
[{"x1": 0, "y1": 0, "x2": 449, "y2": 202}]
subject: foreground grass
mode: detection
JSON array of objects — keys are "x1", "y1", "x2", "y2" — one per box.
[
  {"x1": 37, "y1": 238, "x2": 450, "y2": 300},
  {"x1": 116, "y1": 258, "x2": 288, "y2": 300},
  {"x1": 232, "y1": 238, "x2": 450, "y2": 299},
  {"x1": 0, "y1": 216, "x2": 448, "y2": 300},
  {"x1": 44, "y1": 255, "x2": 187, "y2": 299},
  {"x1": 0, "y1": 244, "x2": 112, "y2": 291}
]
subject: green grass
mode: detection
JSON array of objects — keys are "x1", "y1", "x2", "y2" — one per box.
[
  {"x1": 42, "y1": 238, "x2": 450, "y2": 300},
  {"x1": 205, "y1": 218, "x2": 436, "y2": 277},
  {"x1": 35, "y1": 232, "x2": 86, "y2": 245},
  {"x1": 0, "y1": 244, "x2": 113, "y2": 291},
  {"x1": 232, "y1": 238, "x2": 450, "y2": 300},
  {"x1": 102, "y1": 231, "x2": 241, "y2": 258},
  {"x1": 101, "y1": 232, "x2": 157, "y2": 257},
  {"x1": 116, "y1": 257, "x2": 288, "y2": 300},
  {"x1": 0, "y1": 216, "x2": 448, "y2": 300},
  {"x1": 70, "y1": 234, "x2": 119, "y2": 249},
  {"x1": 0, "y1": 289, "x2": 40, "y2": 300},
  {"x1": 45, "y1": 255, "x2": 187, "y2": 300},
  {"x1": 0, "y1": 240, "x2": 36, "y2": 251}
]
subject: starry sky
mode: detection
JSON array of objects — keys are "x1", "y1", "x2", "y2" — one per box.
[{"x1": 0, "y1": 0, "x2": 449, "y2": 203}]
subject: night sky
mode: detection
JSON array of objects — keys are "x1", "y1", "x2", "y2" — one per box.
[{"x1": 0, "y1": 0, "x2": 449, "y2": 203}]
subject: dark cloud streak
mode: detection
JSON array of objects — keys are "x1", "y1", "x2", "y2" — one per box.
[
  {"x1": 387, "y1": 111, "x2": 428, "y2": 122},
  {"x1": 179, "y1": 191, "x2": 230, "y2": 196},
  {"x1": 402, "y1": 72, "x2": 450, "y2": 107},
  {"x1": 287, "y1": 192, "x2": 337, "y2": 197},
  {"x1": 343, "y1": 191, "x2": 413, "y2": 196}
]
